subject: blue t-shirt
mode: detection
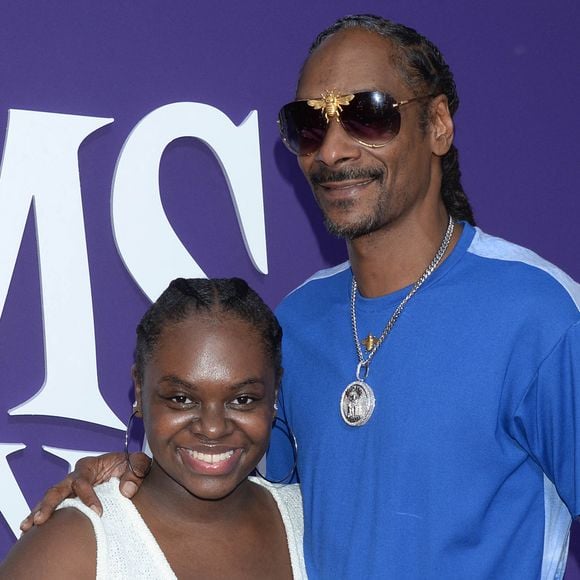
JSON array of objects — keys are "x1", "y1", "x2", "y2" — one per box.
[{"x1": 268, "y1": 223, "x2": 580, "y2": 579}]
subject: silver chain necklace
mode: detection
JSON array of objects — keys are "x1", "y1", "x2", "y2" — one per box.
[{"x1": 340, "y1": 215, "x2": 455, "y2": 427}]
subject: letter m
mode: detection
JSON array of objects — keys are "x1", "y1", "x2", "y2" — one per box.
[{"x1": 0, "y1": 109, "x2": 123, "y2": 429}]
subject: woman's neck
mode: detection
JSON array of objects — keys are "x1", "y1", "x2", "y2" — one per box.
[{"x1": 132, "y1": 462, "x2": 258, "y2": 527}]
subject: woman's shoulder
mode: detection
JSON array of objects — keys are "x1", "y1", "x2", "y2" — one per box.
[
  {"x1": 249, "y1": 476, "x2": 302, "y2": 502},
  {"x1": 59, "y1": 477, "x2": 126, "y2": 517},
  {"x1": 0, "y1": 504, "x2": 97, "y2": 579},
  {"x1": 248, "y1": 477, "x2": 307, "y2": 579},
  {"x1": 248, "y1": 476, "x2": 303, "y2": 531}
]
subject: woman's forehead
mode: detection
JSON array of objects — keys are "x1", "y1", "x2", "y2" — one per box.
[{"x1": 159, "y1": 313, "x2": 260, "y2": 346}]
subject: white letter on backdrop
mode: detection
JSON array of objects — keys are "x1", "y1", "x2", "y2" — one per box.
[
  {"x1": 112, "y1": 102, "x2": 267, "y2": 301},
  {"x1": 42, "y1": 446, "x2": 110, "y2": 472},
  {"x1": 0, "y1": 110, "x2": 123, "y2": 430},
  {"x1": 0, "y1": 444, "x2": 28, "y2": 536}
]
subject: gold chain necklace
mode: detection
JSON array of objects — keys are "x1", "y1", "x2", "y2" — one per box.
[{"x1": 340, "y1": 216, "x2": 455, "y2": 427}]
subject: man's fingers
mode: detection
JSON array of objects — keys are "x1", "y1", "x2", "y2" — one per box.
[
  {"x1": 19, "y1": 500, "x2": 43, "y2": 532},
  {"x1": 119, "y1": 452, "x2": 151, "y2": 498},
  {"x1": 18, "y1": 451, "x2": 149, "y2": 532},
  {"x1": 19, "y1": 451, "x2": 131, "y2": 532},
  {"x1": 71, "y1": 478, "x2": 103, "y2": 515},
  {"x1": 19, "y1": 479, "x2": 76, "y2": 532}
]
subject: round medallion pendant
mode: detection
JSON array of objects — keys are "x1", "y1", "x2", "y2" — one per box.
[{"x1": 340, "y1": 380, "x2": 376, "y2": 427}]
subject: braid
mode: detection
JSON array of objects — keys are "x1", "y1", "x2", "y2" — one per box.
[
  {"x1": 441, "y1": 145, "x2": 475, "y2": 224},
  {"x1": 309, "y1": 14, "x2": 476, "y2": 225},
  {"x1": 134, "y1": 278, "x2": 283, "y2": 385}
]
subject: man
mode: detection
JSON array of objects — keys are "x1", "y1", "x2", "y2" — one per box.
[{"x1": 22, "y1": 15, "x2": 579, "y2": 579}]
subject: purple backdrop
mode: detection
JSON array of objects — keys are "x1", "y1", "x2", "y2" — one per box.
[{"x1": 0, "y1": 1, "x2": 578, "y2": 575}]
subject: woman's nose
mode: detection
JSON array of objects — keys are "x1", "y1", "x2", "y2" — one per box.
[{"x1": 191, "y1": 403, "x2": 232, "y2": 439}]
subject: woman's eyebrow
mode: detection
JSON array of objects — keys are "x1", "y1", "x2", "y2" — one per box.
[
  {"x1": 158, "y1": 375, "x2": 265, "y2": 390},
  {"x1": 158, "y1": 375, "x2": 197, "y2": 389},
  {"x1": 228, "y1": 378, "x2": 265, "y2": 390}
]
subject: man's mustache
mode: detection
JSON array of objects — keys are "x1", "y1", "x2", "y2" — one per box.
[{"x1": 309, "y1": 167, "x2": 383, "y2": 185}]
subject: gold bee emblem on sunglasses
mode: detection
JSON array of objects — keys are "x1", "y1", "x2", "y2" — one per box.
[{"x1": 307, "y1": 91, "x2": 354, "y2": 121}]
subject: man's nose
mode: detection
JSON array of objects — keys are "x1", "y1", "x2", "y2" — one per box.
[{"x1": 315, "y1": 118, "x2": 361, "y2": 166}]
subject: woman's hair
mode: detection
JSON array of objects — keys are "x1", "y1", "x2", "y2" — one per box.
[
  {"x1": 307, "y1": 14, "x2": 475, "y2": 226},
  {"x1": 134, "y1": 278, "x2": 283, "y2": 385}
]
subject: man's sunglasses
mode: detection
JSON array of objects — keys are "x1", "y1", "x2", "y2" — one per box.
[{"x1": 278, "y1": 90, "x2": 433, "y2": 156}]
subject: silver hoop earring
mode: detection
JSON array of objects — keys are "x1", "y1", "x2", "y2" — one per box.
[
  {"x1": 124, "y1": 411, "x2": 151, "y2": 478},
  {"x1": 254, "y1": 415, "x2": 298, "y2": 484}
]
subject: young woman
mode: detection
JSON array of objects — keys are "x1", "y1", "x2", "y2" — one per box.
[{"x1": 1, "y1": 278, "x2": 305, "y2": 579}]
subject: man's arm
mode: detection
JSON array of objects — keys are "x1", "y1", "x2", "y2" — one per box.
[
  {"x1": 19, "y1": 451, "x2": 151, "y2": 531},
  {"x1": 511, "y1": 320, "x2": 580, "y2": 519}
]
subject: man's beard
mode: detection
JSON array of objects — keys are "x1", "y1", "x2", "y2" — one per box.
[{"x1": 309, "y1": 166, "x2": 388, "y2": 240}]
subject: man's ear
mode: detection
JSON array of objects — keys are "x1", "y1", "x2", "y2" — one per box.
[
  {"x1": 430, "y1": 94, "x2": 454, "y2": 156},
  {"x1": 131, "y1": 364, "x2": 143, "y2": 418}
]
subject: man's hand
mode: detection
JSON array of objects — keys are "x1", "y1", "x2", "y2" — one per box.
[{"x1": 19, "y1": 451, "x2": 151, "y2": 532}]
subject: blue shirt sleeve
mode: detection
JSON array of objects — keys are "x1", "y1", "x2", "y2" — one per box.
[{"x1": 512, "y1": 319, "x2": 580, "y2": 517}]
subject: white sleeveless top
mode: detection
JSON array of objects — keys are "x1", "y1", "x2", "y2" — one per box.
[{"x1": 57, "y1": 477, "x2": 306, "y2": 579}]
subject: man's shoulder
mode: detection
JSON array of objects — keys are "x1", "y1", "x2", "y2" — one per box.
[
  {"x1": 276, "y1": 261, "x2": 351, "y2": 313},
  {"x1": 467, "y1": 227, "x2": 579, "y2": 311}
]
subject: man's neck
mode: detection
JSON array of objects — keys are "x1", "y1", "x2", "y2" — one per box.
[{"x1": 347, "y1": 207, "x2": 461, "y2": 298}]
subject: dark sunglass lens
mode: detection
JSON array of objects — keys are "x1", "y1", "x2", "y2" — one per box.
[
  {"x1": 279, "y1": 102, "x2": 327, "y2": 155},
  {"x1": 342, "y1": 92, "x2": 401, "y2": 144}
]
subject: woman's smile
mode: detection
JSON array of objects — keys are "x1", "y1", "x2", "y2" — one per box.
[{"x1": 178, "y1": 447, "x2": 242, "y2": 476}]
